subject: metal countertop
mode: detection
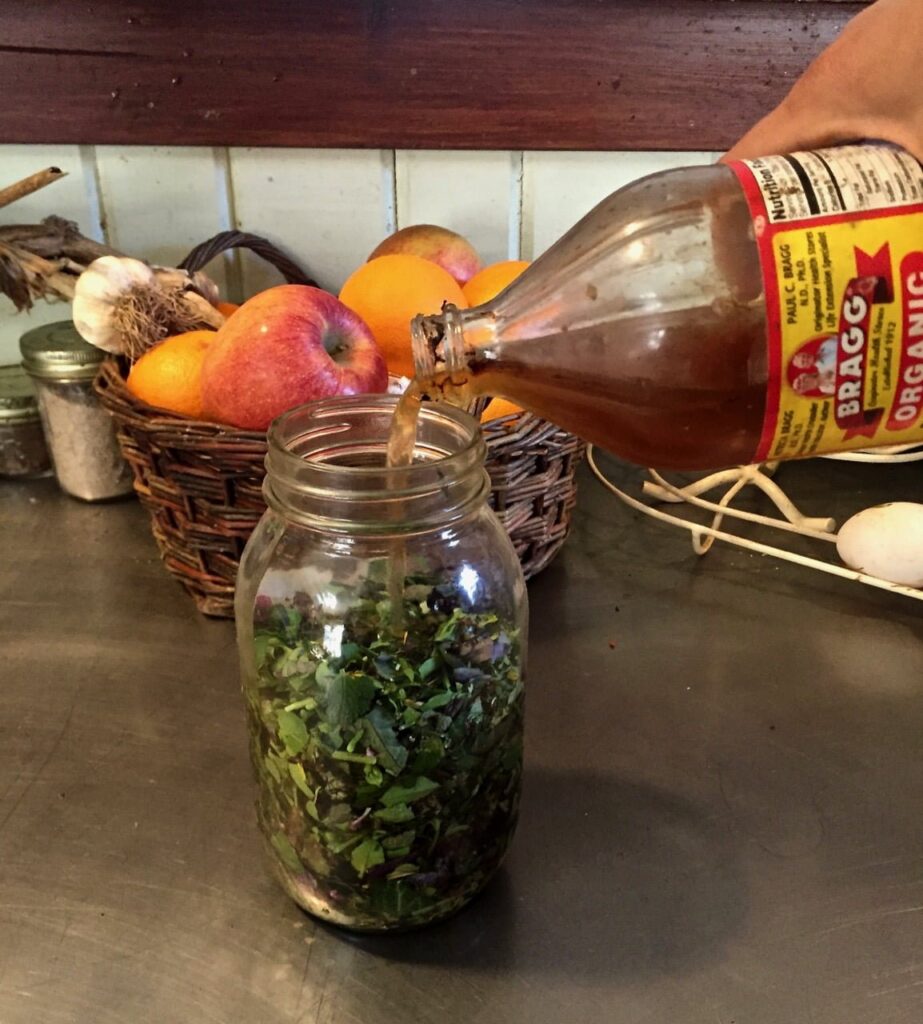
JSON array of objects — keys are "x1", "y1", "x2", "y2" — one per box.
[{"x1": 3, "y1": 456, "x2": 922, "y2": 1024}]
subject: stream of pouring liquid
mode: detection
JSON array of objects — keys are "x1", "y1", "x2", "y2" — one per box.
[{"x1": 384, "y1": 385, "x2": 424, "y2": 634}]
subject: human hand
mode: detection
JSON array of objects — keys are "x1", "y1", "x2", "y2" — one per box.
[{"x1": 724, "y1": 0, "x2": 923, "y2": 162}]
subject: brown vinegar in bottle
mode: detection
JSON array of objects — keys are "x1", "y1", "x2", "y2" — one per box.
[{"x1": 407, "y1": 146, "x2": 923, "y2": 469}]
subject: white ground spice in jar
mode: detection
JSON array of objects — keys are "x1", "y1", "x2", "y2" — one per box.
[{"x1": 20, "y1": 322, "x2": 133, "y2": 502}]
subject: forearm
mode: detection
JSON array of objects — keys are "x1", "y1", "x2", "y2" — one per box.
[{"x1": 725, "y1": 0, "x2": 923, "y2": 162}]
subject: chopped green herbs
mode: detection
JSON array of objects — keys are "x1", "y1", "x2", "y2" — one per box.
[{"x1": 246, "y1": 577, "x2": 524, "y2": 932}]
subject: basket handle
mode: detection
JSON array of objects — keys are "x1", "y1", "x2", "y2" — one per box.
[{"x1": 179, "y1": 230, "x2": 319, "y2": 288}]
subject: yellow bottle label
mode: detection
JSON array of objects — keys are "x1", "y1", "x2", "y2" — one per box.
[{"x1": 730, "y1": 145, "x2": 923, "y2": 461}]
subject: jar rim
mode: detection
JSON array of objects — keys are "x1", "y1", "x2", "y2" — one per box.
[
  {"x1": 266, "y1": 393, "x2": 482, "y2": 482},
  {"x1": 264, "y1": 394, "x2": 488, "y2": 532}
]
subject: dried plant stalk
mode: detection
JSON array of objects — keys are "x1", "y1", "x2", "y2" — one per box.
[
  {"x1": 0, "y1": 171, "x2": 93, "y2": 309},
  {"x1": 0, "y1": 216, "x2": 116, "y2": 262},
  {"x1": 0, "y1": 173, "x2": 224, "y2": 357},
  {"x1": 0, "y1": 167, "x2": 66, "y2": 211},
  {"x1": 0, "y1": 216, "x2": 121, "y2": 311}
]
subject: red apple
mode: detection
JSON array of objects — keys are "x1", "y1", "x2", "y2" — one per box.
[
  {"x1": 368, "y1": 224, "x2": 481, "y2": 286},
  {"x1": 201, "y1": 285, "x2": 388, "y2": 430}
]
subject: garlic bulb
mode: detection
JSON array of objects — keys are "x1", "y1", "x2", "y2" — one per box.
[
  {"x1": 73, "y1": 255, "x2": 224, "y2": 359},
  {"x1": 73, "y1": 257, "x2": 156, "y2": 353}
]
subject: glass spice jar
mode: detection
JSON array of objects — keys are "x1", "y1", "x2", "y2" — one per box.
[
  {"x1": 236, "y1": 395, "x2": 527, "y2": 932},
  {"x1": 0, "y1": 364, "x2": 51, "y2": 478},
  {"x1": 20, "y1": 321, "x2": 133, "y2": 502}
]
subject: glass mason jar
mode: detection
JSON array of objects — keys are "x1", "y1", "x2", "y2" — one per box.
[
  {"x1": 236, "y1": 395, "x2": 528, "y2": 932},
  {"x1": 0, "y1": 364, "x2": 51, "y2": 478},
  {"x1": 20, "y1": 321, "x2": 133, "y2": 501}
]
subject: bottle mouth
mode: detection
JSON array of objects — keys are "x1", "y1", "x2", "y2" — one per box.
[
  {"x1": 264, "y1": 394, "x2": 488, "y2": 533},
  {"x1": 411, "y1": 314, "x2": 439, "y2": 379},
  {"x1": 411, "y1": 304, "x2": 468, "y2": 379}
]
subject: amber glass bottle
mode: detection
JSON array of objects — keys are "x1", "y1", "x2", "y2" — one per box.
[{"x1": 412, "y1": 145, "x2": 923, "y2": 469}]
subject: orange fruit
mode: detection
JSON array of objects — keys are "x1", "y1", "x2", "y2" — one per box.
[
  {"x1": 481, "y1": 397, "x2": 524, "y2": 422},
  {"x1": 339, "y1": 254, "x2": 468, "y2": 377},
  {"x1": 216, "y1": 301, "x2": 240, "y2": 318},
  {"x1": 462, "y1": 260, "x2": 530, "y2": 308},
  {"x1": 127, "y1": 330, "x2": 216, "y2": 419}
]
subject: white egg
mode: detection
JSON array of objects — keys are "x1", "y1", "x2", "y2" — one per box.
[{"x1": 836, "y1": 502, "x2": 923, "y2": 587}]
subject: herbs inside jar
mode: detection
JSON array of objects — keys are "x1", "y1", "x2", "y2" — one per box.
[{"x1": 246, "y1": 574, "x2": 523, "y2": 932}]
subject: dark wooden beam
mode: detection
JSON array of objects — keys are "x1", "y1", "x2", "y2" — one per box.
[{"x1": 0, "y1": 1, "x2": 868, "y2": 150}]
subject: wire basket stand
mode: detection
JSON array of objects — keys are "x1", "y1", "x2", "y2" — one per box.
[{"x1": 587, "y1": 442, "x2": 923, "y2": 603}]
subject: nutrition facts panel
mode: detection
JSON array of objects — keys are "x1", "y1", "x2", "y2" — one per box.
[{"x1": 737, "y1": 145, "x2": 923, "y2": 223}]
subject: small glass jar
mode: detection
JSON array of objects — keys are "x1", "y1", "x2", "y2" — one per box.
[
  {"x1": 236, "y1": 395, "x2": 527, "y2": 932},
  {"x1": 0, "y1": 364, "x2": 51, "y2": 478},
  {"x1": 20, "y1": 321, "x2": 133, "y2": 502}
]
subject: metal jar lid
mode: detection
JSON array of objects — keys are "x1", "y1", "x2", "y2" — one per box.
[
  {"x1": 0, "y1": 364, "x2": 41, "y2": 423},
  {"x1": 20, "y1": 321, "x2": 104, "y2": 381}
]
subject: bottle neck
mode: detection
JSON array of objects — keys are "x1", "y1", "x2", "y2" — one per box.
[
  {"x1": 263, "y1": 395, "x2": 489, "y2": 535},
  {"x1": 411, "y1": 304, "x2": 497, "y2": 386}
]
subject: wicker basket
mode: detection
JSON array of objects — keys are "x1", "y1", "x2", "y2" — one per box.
[{"x1": 94, "y1": 233, "x2": 585, "y2": 617}]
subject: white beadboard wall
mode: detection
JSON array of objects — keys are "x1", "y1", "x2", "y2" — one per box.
[{"x1": 0, "y1": 146, "x2": 720, "y2": 363}]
